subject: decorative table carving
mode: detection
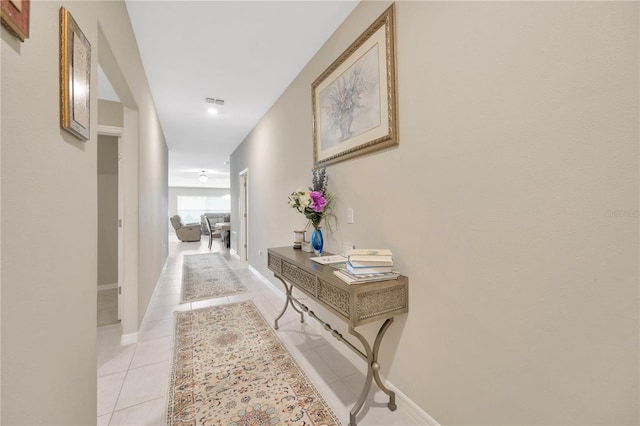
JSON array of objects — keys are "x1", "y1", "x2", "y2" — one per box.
[{"x1": 267, "y1": 247, "x2": 409, "y2": 426}]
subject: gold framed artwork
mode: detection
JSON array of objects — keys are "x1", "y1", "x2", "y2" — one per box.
[
  {"x1": 312, "y1": 4, "x2": 398, "y2": 166},
  {"x1": 60, "y1": 6, "x2": 91, "y2": 141},
  {"x1": 1, "y1": 0, "x2": 30, "y2": 41}
]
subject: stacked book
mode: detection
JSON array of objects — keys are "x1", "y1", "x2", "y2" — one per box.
[{"x1": 334, "y1": 249, "x2": 399, "y2": 284}]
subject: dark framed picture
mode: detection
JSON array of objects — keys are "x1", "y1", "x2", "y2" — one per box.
[
  {"x1": 312, "y1": 4, "x2": 398, "y2": 166},
  {"x1": 60, "y1": 6, "x2": 91, "y2": 141},
  {"x1": 1, "y1": 0, "x2": 30, "y2": 41}
]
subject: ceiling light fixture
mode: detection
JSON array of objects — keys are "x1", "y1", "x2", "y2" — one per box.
[
  {"x1": 199, "y1": 171, "x2": 208, "y2": 183},
  {"x1": 206, "y1": 97, "x2": 224, "y2": 116},
  {"x1": 205, "y1": 97, "x2": 225, "y2": 105}
]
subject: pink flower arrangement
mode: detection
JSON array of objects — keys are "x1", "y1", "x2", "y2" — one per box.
[
  {"x1": 310, "y1": 191, "x2": 327, "y2": 212},
  {"x1": 288, "y1": 166, "x2": 335, "y2": 230}
]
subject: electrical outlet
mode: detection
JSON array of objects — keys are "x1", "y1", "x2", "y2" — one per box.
[{"x1": 347, "y1": 208, "x2": 354, "y2": 224}]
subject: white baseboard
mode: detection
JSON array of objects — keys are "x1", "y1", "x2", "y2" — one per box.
[
  {"x1": 246, "y1": 264, "x2": 438, "y2": 426},
  {"x1": 388, "y1": 381, "x2": 440, "y2": 425},
  {"x1": 248, "y1": 265, "x2": 285, "y2": 300},
  {"x1": 120, "y1": 332, "x2": 138, "y2": 346}
]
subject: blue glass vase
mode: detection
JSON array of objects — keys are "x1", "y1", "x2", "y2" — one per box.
[{"x1": 311, "y1": 227, "x2": 323, "y2": 256}]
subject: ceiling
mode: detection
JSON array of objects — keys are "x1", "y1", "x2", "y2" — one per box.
[{"x1": 98, "y1": 1, "x2": 359, "y2": 188}]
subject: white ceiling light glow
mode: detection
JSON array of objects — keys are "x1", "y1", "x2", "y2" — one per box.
[
  {"x1": 206, "y1": 97, "x2": 223, "y2": 116},
  {"x1": 199, "y1": 171, "x2": 208, "y2": 183}
]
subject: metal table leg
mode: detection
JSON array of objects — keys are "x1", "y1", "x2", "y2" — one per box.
[
  {"x1": 348, "y1": 318, "x2": 396, "y2": 426},
  {"x1": 273, "y1": 275, "x2": 304, "y2": 330},
  {"x1": 271, "y1": 274, "x2": 397, "y2": 426}
]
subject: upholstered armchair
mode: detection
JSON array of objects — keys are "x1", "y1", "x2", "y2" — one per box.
[{"x1": 170, "y1": 215, "x2": 201, "y2": 242}]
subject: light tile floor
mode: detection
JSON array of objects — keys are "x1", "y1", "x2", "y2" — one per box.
[{"x1": 97, "y1": 236, "x2": 419, "y2": 426}]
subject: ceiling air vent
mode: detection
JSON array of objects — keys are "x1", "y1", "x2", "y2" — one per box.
[{"x1": 205, "y1": 97, "x2": 225, "y2": 105}]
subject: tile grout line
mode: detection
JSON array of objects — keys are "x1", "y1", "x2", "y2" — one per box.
[{"x1": 107, "y1": 368, "x2": 129, "y2": 424}]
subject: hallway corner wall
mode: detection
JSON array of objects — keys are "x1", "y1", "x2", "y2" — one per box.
[
  {"x1": 1, "y1": 3, "x2": 99, "y2": 423},
  {"x1": 1, "y1": 1, "x2": 168, "y2": 424}
]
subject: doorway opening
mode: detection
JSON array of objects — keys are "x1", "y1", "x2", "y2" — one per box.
[{"x1": 97, "y1": 129, "x2": 123, "y2": 326}]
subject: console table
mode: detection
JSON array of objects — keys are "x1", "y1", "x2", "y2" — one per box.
[{"x1": 267, "y1": 247, "x2": 409, "y2": 426}]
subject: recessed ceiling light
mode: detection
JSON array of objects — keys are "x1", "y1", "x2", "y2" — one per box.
[
  {"x1": 205, "y1": 97, "x2": 224, "y2": 105},
  {"x1": 207, "y1": 108, "x2": 218, "y2": 115}
]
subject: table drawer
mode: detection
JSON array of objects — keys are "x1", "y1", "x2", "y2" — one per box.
[
  {"x1": 356, "y1": 284, "x2": 408, "y2": 323},
  {"x1": 281, "y1": 260, "x2": 316, "y2": 296},
  {"x1": 267, "y1": 253, "x2": 282, "y2": 274},
  {"x1": 317, "y1": 278, "x2": 350, "y2": 320}
]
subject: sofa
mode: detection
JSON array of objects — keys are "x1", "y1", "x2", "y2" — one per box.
[{"x1": 170, "y1": 215, "x2": 202, "y2": 242}]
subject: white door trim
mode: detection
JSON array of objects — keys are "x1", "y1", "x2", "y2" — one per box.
[
  {"x1": 239, "y1": 169, "x2": 249, "y2": 262},
  {"x1": 96, "y1": 125, "x2": 124, "y2": 137},
  {"x1": 97, "y1": 125, "x2": 124, "y2": 322}
]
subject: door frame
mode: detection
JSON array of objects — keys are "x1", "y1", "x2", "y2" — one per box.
[{"x1": 239, "y1": 169, "x2": 249, "y2": 261}]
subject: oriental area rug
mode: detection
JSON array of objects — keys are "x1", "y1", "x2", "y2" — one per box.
[
  {"x1": 181, "y1": 253, "x2": 247, "y2": 303},
  {"x1": 167, "y1": 301, "x2": 341, "y2": 426}
]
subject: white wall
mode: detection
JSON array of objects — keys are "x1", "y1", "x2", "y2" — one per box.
[
  {"x1": 96, "y1": 2, "x2": 169, "y2": 330},
  {"x1": 1, "y1": 1, "x2": 168, "y2": 423},
  {"x1": 230, "y1": 2, "x2": 639, "y2": 424}
]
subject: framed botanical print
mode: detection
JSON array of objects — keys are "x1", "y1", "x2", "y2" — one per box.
[{"x1": 312, "y1": 4, "x2": 398, "y2": 165}]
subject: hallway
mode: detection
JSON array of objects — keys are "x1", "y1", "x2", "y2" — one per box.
[{"x1": 97, "y1": 236, "x2": 418, "y2": 425}]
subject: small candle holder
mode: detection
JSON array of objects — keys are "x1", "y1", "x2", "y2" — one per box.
[{"x1": 293, "y1": 230, "x2": 305, "y2": 249}]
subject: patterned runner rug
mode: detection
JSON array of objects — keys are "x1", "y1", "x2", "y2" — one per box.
[
  {"x1": 167, "y1": 301, "x2": 341, "y2": 425},
  {"x1": 181, "y1": 253, "x2": 247, "y2": 303}
]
